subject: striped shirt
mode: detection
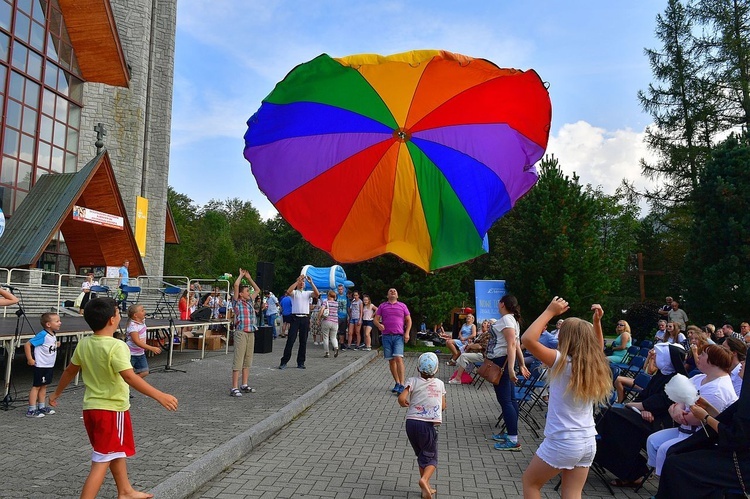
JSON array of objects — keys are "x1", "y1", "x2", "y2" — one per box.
[{"x1": 324, "y1": 299, "x2": 338, "y2": 323}]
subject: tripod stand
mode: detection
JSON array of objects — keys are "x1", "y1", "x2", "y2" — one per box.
[
  {"x1": 153, "y1": 304, "x2": 185, "y2": 373},
  {"x1": 2, "y1": 291, "x2": 35, "y2": 410}
]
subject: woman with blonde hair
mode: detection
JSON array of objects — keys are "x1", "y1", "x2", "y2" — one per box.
[
  {"x1": 521, "y1": 298, "x2": 613, "y2": 499},
  {"x1": 605, "y1": 319, "x2": 632, "y2": 363}
]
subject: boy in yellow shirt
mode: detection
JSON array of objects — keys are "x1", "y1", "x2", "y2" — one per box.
[{"x1": 50, "y1": 298, "x2": 178, "y2": 499}]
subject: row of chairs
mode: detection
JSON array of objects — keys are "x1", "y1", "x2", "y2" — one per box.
[{"x1": 494, "y1": 366, "x2": 550, "y2": 439}]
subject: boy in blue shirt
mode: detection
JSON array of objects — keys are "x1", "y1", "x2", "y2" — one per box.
[{"x1": 23, "y1": 312, "x2": 62, "y2": 418}]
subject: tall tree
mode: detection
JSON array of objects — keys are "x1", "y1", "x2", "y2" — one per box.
[
  {"x1": 481, "y1": 156, "x2": 638, "y2": 321},
  {"x1": 164, "y1": 188, "x2": 199, "y2": 277},
  {"x1": 683, "y1": 134, "x2": 750, "y2": 324},
  {"x1": 693, "y1": 0, "x2": 750, "y2": 133},
  {"x1": 639, "y1": 0, "x2": 722, "y2": 204}
]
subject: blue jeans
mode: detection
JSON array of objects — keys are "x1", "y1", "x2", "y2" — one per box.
[{"x1": 492, "y1": 355, "x2": 518, "y2": 436}]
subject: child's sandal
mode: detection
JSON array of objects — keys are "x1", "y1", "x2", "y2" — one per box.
[{"x1": 230, "y1": 388, "x2": 242, "y2": 397}]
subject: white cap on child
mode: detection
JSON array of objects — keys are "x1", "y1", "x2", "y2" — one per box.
[{"x1": 418, "y1": 352, "x2": 439, "y2": 376}]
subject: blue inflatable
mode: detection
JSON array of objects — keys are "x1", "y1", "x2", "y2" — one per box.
[{"x1": 300, "y1": 265, "x2": 354, "y2": 292}]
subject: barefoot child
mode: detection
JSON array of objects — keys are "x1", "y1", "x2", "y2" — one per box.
[
  {"x1": 126, "y1": 304, "x2": 162, "y2": 378},
  {"x1": 49, "y1": 298, "x2": 178, "y2": 499},
  {"x1": 398, "y1": 352, "x2": 446, "y2": 499},
  {"x1": 24, "y1": 312, "x2": 62, "y2": 417},
  {"x1": 521, "y1": 298, "x2": 612, "y2": 499}
]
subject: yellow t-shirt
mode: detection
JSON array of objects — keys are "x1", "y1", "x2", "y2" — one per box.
[{"x1": 71, "y1": 335, "x2": 132, "y2": 411}]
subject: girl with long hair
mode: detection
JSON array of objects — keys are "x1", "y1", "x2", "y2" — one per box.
[
  {"x1": 360, "y1": 294, "x2": 377, "y2": 352},
  {"x1": 521, "y1": 297, "x2": 612, "y2": 499}
]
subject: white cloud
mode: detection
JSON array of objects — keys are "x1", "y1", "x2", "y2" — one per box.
[{"x1": 547, "y1": 121, "x2": 655, "y2": 200}]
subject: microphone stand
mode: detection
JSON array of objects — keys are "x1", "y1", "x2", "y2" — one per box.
[{"x1": 155, "y1": 302, "x2": 185, "y2": 373}]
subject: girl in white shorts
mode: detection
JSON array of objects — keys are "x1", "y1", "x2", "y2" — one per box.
[{"x1": 520, "y1": 297, "x2": 613, "y2": 499}]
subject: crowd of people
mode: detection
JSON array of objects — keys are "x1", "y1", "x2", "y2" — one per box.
[{"x1": 7, "y1": 277, "x2": 750, "y2": 499}]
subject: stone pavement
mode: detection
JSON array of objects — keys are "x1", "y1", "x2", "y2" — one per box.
[
  {"x1": 0, "y1": 336, "x2": 375, "y2": 499},
  {"x1": 189, "y1": 357, "x2": 659, "y2": 499}
]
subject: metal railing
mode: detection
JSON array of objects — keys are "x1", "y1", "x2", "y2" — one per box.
[{"x1": 0, "y1": 269, "x2": 233, "y2": 318}]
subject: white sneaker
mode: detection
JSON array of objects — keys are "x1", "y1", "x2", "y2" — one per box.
[{"x1": 448, "y1": 378, "x2": 461, "y2": 385}]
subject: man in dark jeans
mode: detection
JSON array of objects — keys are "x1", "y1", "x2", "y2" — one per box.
[{"x1": 279, "y1": 275, "x2": 319, "y2": 370}]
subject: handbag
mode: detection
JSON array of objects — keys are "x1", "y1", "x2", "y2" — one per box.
[{"x1": 477, "y1": 357, "x2": 508, "y2": 386}]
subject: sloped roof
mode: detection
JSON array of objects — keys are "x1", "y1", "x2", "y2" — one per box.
[
  {"x1": 0, "y1": 152, "x2": 145, "y2": 275},
  {"x1": 58, "y1": 0, "x2": 129, "y2": 87}
]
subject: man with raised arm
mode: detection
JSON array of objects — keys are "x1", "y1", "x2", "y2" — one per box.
[{"x1": 279, "y1": 275, "x2": 319, "y2": 370}]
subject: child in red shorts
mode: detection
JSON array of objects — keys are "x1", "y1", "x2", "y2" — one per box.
[{"x1": 50, "y1": 297, "x2": 178, "y2": 499}]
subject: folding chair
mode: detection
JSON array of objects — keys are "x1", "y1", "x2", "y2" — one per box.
[
  {"x1": 471, "y1": 361, "x2": 485, "y2": 388},
  {"x1": 621, "y1": 371, "x2": 653, "y2": 403},
  {"x1": 149, "y1": 286, "x2": 181, "y2": 319},
  {"x1": 495, "y1": 368, "x2": 548, "y2": 438},
  {"x1": 119, "y1": 285, "x2": 141, "y2": 311},
  {"x1": 89, "y1": 285, "x2": 110, "y2": 297},
  {"x1": 621, "y1": 355, "x2": 647, "y2": 378},
  {"x1": 612, "y1": 346, "x2": 640, "y2": 371},
  {"x1": 639, "y1": 340, "x2": 653, "y2": 349}
]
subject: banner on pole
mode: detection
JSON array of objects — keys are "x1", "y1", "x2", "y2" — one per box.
[
  {"x1": 135, "y1": 196, "x2": 149, "y2": 257},
  {"x1": 474, "y1": 280, "x2": 506, "y2": 324}
]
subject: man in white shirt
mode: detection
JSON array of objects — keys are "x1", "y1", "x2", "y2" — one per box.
[{"x1": 279, "y1": 275, "x2": 319, "y2": 370}]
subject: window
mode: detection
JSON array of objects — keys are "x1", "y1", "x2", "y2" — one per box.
[{"x1": 0, "y1": 0, "x2": 82, "y2": 215}]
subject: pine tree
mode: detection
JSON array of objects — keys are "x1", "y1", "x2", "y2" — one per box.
[
  {"x1": 639, "y1": 0, "x2": 722, "y2": 205},
  {"x1": 684, "y1": 134, "x2": 750, "y2": 324}
]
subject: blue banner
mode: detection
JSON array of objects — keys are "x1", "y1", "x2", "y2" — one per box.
[{"x1": 474, "y1": 280, "x2": 506, "y2": 324}]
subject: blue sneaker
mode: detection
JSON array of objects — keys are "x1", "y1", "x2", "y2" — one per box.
[
  {"x1": 493, "y1": 440, "x2": 522, "y2": 451},
  {"x1": 492, "y1": 432, "x2": 509, "y2": 442},
  {"x1": 396, "y1": 384, "x2": 405, "y2": 394},
  {"x1": 391, "y1": 383, "x2": 400, "y2": 393}
]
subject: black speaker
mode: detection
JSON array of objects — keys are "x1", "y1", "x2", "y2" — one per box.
[
  {"x1": 254, "y1": 326, "x2": 273, "y2": 353},
  {"x1": 256, "y1": 261, "x2": 274, "y2": 290},
  {"x1": 190, "y1": 306, "x2": 212, "y2": 322}
]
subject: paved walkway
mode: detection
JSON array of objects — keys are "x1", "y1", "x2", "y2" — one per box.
[
  {"x1": 189, "y1": 356, "x2": 658, "y2": 499},
  {"x1": 0, "y1": 337, "x2": 374, "y2": 498}
]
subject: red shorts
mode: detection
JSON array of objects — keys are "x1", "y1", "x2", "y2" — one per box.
[{"x1": 83, "y1": 409, "x2": 136, "y2": 462}]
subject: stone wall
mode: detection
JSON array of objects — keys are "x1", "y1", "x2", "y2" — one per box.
[{"x1": 77, "y1": 0, "x2": 177, "y2": 277}]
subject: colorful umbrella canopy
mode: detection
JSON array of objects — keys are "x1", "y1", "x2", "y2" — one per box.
[{"x1": 244, "y1": 50, "x2": 551, "y2": 271}]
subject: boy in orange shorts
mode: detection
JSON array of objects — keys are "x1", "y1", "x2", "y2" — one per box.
[{"x1": 50, "y1": 297, "x2": 178, "y2": 499}]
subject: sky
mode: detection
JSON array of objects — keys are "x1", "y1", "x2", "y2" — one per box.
[{"x1": 168, "y1": 0, "x2": 668, "y2": 219}]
